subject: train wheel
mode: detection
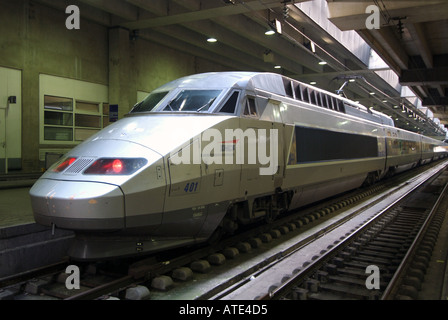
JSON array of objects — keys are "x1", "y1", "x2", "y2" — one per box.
[
  {"x1": 264, "y1": 205, "x2": 276, "y2": 224},
  {"x1": 363, "y1": 171, "x2": 379, "y2": 187}
]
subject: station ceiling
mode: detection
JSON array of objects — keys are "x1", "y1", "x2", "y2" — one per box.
[
  {"x1": 37, "y1": 0, "x2": 448, "y2": 139},
  {"x1": 327, "y1": 0, "x2": 448, "y2": 137}
]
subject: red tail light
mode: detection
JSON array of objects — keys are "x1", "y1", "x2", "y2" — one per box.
[
  {"x1": 52, "y1": 157, "x2": 77, "y2": 172},
  {"x1": 83, "y1": 158, "x2": 147, "y2": 175}
]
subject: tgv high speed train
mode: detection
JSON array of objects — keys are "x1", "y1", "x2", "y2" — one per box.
[{"x1": 30, "y1": 72, "x2": 448, "y2": 260}]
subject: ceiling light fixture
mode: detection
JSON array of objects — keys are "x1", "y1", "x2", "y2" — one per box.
[
  {"x1": 318, "y1": 61, "x2": 327, "y2": 65},
  {"x1": 275, "y1": 19, "x2": 282, "y2": 34},
  {"x1": 207, "y1": 37, "x2": 217, "y2": 43},
  {"x1": 265, "y1": 19, "x2": 282, "y2": 36}
]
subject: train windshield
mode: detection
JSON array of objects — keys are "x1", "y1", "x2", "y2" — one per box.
[
  {"x1": 131, "y1": 91, "x2": 169, "y2": 113},
  {"x1": 131, "y1": 89, "x2": 222, "y2": 113},
  {"x1": 161, "y1": 90, "x2": 222, "y2": 112}
]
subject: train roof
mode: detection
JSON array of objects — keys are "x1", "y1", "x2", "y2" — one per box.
[
  {"x1": 147, "y1": 72, "x2": 394, "y2": 127},
  {"x1": 150, "y1": 72, "x2": 254, "y2": 90}
]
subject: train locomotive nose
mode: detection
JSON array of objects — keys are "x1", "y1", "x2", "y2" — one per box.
[
  {"x1": 30, "y1": 138, "x2": 162, "y2": 235},
  {"x1": 30, "y1": 179, "x2": 125, "y2": 231}
]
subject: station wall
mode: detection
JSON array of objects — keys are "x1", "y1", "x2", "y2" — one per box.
[
  {"x1": 0, "y1": 0, "x2": 231, "y2": 172},
  {"x1": 0, "y1": 67, "x2": 22, "y2": 174}
]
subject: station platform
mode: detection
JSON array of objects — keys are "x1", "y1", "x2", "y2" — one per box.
[
  {"x1": 0, "y1": 187, "x2": 35, "y2": 229},
  {"x1": 0, "y1": 176, "x2": 74, "y2": 279},
  {"x1": 0, "y1": 174, "x2": 39, "y2": 228}
]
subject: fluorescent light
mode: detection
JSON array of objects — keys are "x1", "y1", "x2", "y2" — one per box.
[
  {"x1": 310, "y1": 81, "x2": 317, "y2": 85},
  {"x1": 207, "y1": 37, "x2": 217, "y2": 43},
  {"x1": 275, "y1": 19, "x2": 282, "y2": 34},
  {"x1": 274, "y1": 65, "x2": 282, "y2": 69},
  {"x1": 265, "y1": 29, "x2": 275, "y2": 36},
  {"x1": 318, "y1": 61, "x2": 327, "y2": 65}
]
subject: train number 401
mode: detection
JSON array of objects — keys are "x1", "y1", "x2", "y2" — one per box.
[{"x1": 184, "y1": 182, "x2": 199, "y2": 193}]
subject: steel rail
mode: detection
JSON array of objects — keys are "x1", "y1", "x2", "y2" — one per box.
[
  {"x1": 0, "y1": 259, "x2": 69, "y2": 289},
  {"x1": 64, "y1": 275, "x2": 134, "y2": 300},
  {"x1": 381, "y1": 181, "x2": 448, "y2": 299},
  {"x1": 259, "y1": 163, "x2": 447, "y2": 300}
]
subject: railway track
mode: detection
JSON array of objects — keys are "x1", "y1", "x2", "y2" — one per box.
[
  {"x1": 1, "y1": 160, "x2": 447, "y2": 300},
  {"x1": 219, "y1": 161, "x2": 448, "y2": 300}
]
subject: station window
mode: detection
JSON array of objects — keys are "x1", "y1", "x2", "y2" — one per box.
[
  {"x1": 103, "y1": 103, "x2": 110, "y2": 127},
  {"x1": 43, "y1": 95, "x2": 108, "y2": 142}
]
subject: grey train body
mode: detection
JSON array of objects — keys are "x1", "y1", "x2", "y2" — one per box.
[{"x1": 30, "y1": 72, "x2": 448, "y2": 260}]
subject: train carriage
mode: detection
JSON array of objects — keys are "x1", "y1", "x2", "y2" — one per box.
[{"x1": 30, "y1": 72, "x2": 448, "y2": 260}]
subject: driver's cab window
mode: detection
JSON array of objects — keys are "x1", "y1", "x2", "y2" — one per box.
[
  {"x1": 243, "y1": 97, "x2": 258, "y2": 117},
  {"x1": 218, "y1": 91, "x2": 240, "y2": 114}
]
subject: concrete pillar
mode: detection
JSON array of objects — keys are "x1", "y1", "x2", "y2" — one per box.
[
  {"x1": 21, "y1": 68, "x2": 40, "y2": 172},
  {"x1": 109, "y1": 27, "x2": 136, "y2": 119},
  {"x1": 21, "y1": 1, "x2": 40, "y2": 172}
]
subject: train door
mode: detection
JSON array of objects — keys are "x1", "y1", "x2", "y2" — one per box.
[
  {"x1": 0, "y1": 67, "x2": 21, "y2": 174},
  {"x1": 163, "y1": 138, "x2": 207, "y2": 237},
  {"x1": 268, "y1": 99, "x2": 285, "y2": 189},
  {"x1": 240, "y1": 96, "x2": 285, "y2": 196}
]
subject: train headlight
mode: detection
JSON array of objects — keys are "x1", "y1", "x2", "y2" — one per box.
[{"x1": 83, "y1": 158, "x2": 148, "y2": 175}]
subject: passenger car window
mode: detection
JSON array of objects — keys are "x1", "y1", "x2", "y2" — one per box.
[
  {"x1": 302, "y1": 86, "x2": 309, "y2": 103},
  {"x1": 294, "y1": 83, "x2": 302, "y2": 100},
  {"x1": 316, "y1": 92, "x2": 322, "y2": 107},
  {"x1": 283, "y1": 79, "x2": 294, "y2": 98},
  {"x1": 309, "y1": 89, "x2": 316, "y2": 105},
  {"x1": 328, "y1": 96, "x2": 334, "y2": 110},
  {"x1": 321, "y1": 94, "x2": 328, "y2": 108}
]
